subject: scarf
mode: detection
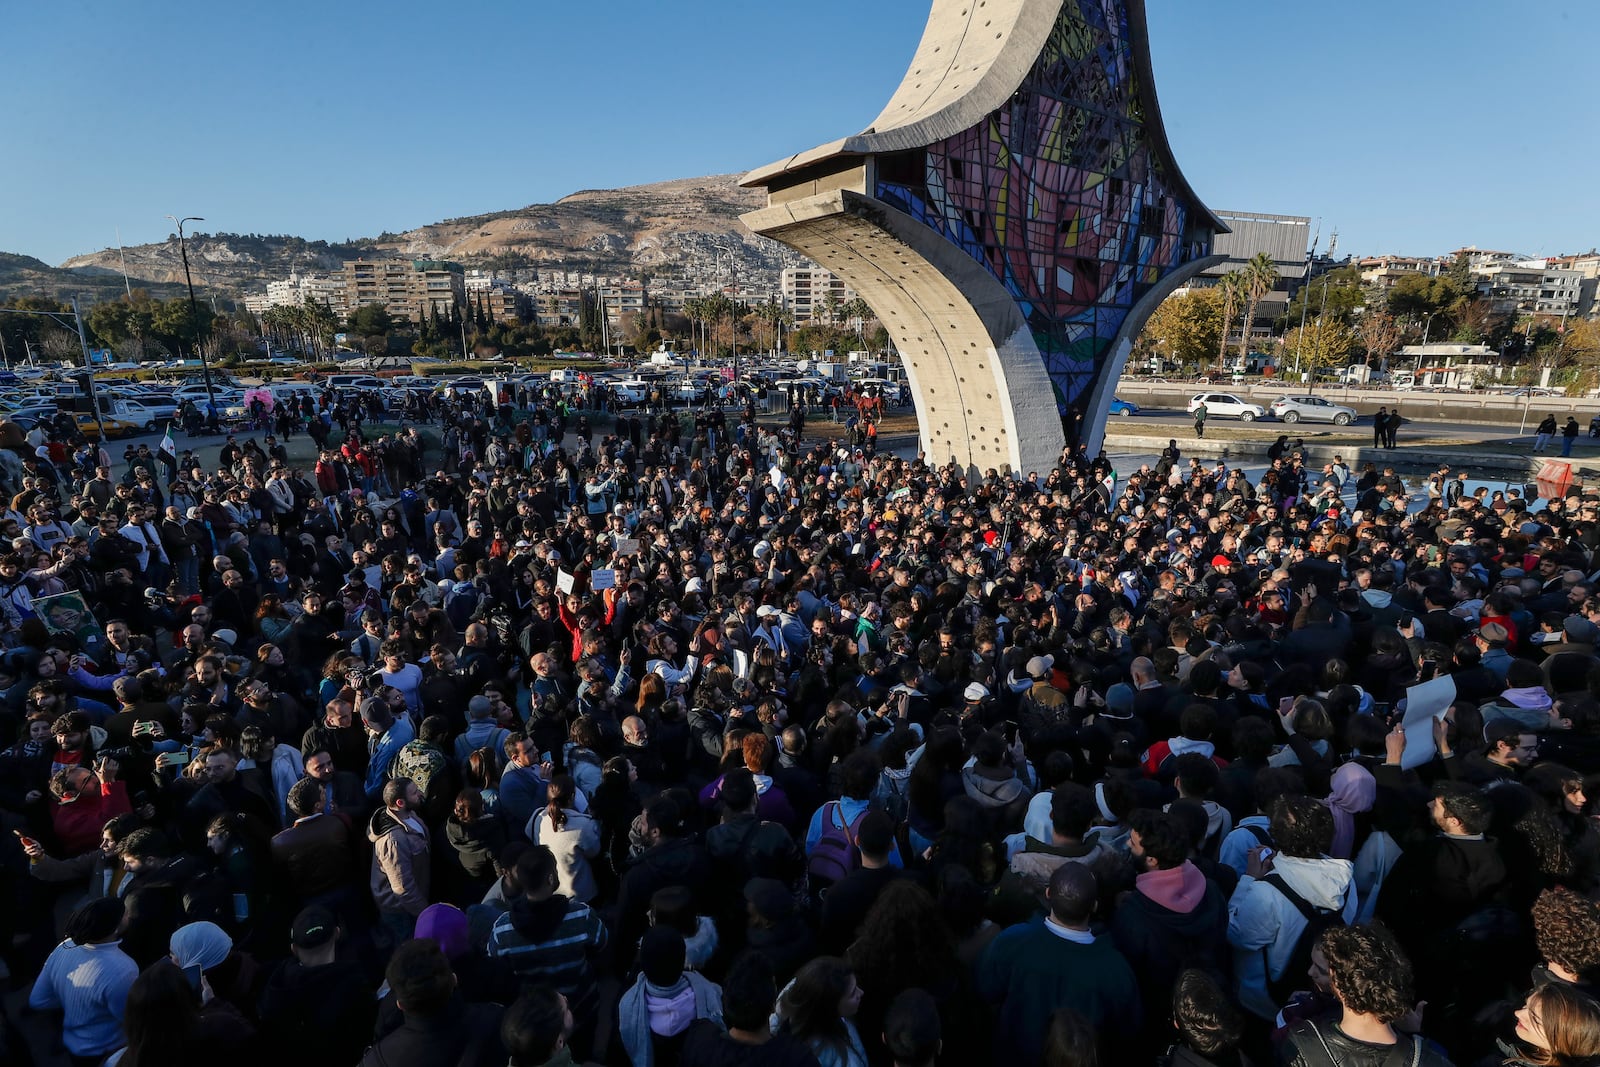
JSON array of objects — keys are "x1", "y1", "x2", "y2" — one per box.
[{"x1": 1323, "y1": 762, "x2": 1376, "y2": 859}]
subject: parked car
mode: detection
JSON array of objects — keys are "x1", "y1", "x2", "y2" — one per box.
[
  {"x1": 67, "y1": 412, "x2": 140, "y2": 440},
  {"x1": 115, "y1": 398, "x2": 180, "y2": 431},
  {"x1": 1188, "y1": 392, "x2": 1266, "y2": 421},
  {"x1": 609, "y1": 379, "x2": 651, "y2": 406},
  {"x1": 1268, "y1": 396, "x2": 1357, "y2": 425},
  {"x1": 1109, "y1": 397, "x2": 1140, "y2": 417}
]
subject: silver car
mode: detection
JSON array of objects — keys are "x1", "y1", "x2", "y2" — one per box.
[{"x1": 1269, "y1": 395, "x2": 1356, "y2": 425}]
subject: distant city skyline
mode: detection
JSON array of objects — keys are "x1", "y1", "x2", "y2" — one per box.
[{"x1": 5, "y1": 0, "x2": 1596, "y2": 267}]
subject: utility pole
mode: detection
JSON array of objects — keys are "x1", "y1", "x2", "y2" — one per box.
[
  {"x1": 1293, "y1": 221, "x2": 1319, "y2": 382},
  {"x1": 166, "y1": 215, "x2": 217, "y2": 418}
]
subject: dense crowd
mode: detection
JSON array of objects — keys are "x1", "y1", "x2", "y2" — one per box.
[{"x1": 4, "y1": 383, "x2": 1600, "y2": 1067}]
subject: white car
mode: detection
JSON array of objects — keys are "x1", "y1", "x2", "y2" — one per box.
[
  {"x1": 1269, "y1": 396, "x2": 1357, "y2": 425},
  {"x1": 1188, "y1": 392, "x2": 1266, "y2": 422}
]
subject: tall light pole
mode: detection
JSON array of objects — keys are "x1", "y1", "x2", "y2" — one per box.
[
  {"x1": 1293, "y1": 222, "x2": 1319, "y2": 382},
  {"x1": 166, "y1": 215, "x2": 217, "y2": 418}
]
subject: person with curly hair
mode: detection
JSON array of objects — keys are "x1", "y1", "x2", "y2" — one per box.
[
  {"x1": 1167, "y1": 968, "x2": 1250, "y2": 1067},
  {"x1": 845, "y1": 880, "x2": 978, "y2": 1065},
  {"x1": 1277, "y1": 924, "x2": 1450, "y2": 1067},
  {"x1": 1535, "y1": 887, "x2": 1600, "y2": 994}
]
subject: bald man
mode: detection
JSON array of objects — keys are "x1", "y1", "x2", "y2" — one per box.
[{"x1": 978, "y1": 862, "x2": 1142, "y2": 1066}]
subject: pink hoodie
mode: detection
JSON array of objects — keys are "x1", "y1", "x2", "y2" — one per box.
[{"x1": 1136, "y1": 860, "x2": 1208, "y2": 914}]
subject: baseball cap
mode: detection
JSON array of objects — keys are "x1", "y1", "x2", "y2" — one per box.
[
  {"x1": 756, "y1": 605, "x2": 779, "y2": 618},
  {"x1": 211, "y1": 629, "x2": 238, "y2": 648},
  {"x1": 1211, "y1": 555, "x2": 1232, "y2": 568},
  {"x1": 1026, "y1": 655, "x2": 1054, "y2": 680},
  {"x1": 1564, "y1": 617, "x2": 1599, "y2": 643},
  {"x1": 290, "y1": 905, "x2": 337, "y2": 950},
  {"x1": 963, "y1": 682, "x2": 990, "y2": 702}
]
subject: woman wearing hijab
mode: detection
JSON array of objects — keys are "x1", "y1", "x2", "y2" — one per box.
[{"x1": 1322, "y1": 761, "x2": 1376, "y2": 861}]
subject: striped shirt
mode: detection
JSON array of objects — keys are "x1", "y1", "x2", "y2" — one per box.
[
  {"x1": 28, "y1": 938, "x2": 140, "y2": 1056},
  {"x1": 487, "y1": 899, "x2": 608, "y2": 1010}
]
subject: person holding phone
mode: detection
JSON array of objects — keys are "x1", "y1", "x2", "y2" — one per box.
[{"x1": 47, "y1": 758, "x2": 132, "y2": 858}]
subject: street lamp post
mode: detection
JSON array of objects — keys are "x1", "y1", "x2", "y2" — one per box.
[{"x1": 166, "y1": 215, "x2": 218, "y2": 420}]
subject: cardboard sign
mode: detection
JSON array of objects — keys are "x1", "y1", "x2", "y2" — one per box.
[
  {"x1": 614, "y1": 537, "x2": 640, "y2": 556},
  {"x1": 590, "y1": 569, "x2": 616, "y2": 591},
  {"x1": 555, "y1": 569, "x2": 575, "y2": 594}
]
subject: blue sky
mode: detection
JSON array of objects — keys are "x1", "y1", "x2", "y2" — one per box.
[{"x1": 4, "y1": 0, "x2": 1595, "y2": 266}]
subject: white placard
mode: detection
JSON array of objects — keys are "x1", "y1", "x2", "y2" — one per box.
[
  {"x1": 590, "y1": 568, "x2": 616, "y2": 591},
  {"x1": 614, "y1": 537, "x2": 640, "y2": 556},
  {"x1": 555, "y1": 568, "x2": 575, "y2": 594},
  {"x1": 1401, "y1": 674, "x2": 1457, "y2": 770}
]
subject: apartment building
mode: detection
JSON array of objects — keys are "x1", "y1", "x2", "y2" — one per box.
[
  {"x1": 343, "y1": 259, "x2": 465, "y2": 322},
  {"x1": 781, "y1": 266, "x2": 856, "y2": 323},
  {"x1": 1472, "y1": 261, "x2": 1584, "y2": 316}
]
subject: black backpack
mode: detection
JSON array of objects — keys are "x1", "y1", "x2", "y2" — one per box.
[{"x1": 1263, "y1": 872, "x2": 1348, "y2": 1005}]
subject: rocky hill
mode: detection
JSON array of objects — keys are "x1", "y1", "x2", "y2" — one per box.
[
  {"x1": 49, "y1": 173, "x2": 800, "y2": 298},
  {"x1": 0, "y1": 251, "x2": 186, "y2": 303}
]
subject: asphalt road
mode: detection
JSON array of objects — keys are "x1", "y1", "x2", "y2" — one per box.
[{"x1": 1108, "y1": 407, "x2": 1551, "y2": 442}]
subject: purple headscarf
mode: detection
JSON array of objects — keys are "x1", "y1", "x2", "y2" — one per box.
[{"x1": 1323, "y1": 762, "x2": 1376, "y2": 859}]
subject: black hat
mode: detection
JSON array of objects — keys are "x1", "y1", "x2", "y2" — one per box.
[
  {"x1": 744, "y1": 877, "x2": 793, "y2": 921},
  {"x1": 291, "y1": 904, "x2": 337, "y2": 949}
]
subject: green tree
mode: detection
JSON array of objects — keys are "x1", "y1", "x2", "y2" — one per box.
[
  {"x1": 347, "y1": 303, "x2": 395, "y2": 338},
  {"x1": 150, "y1": 298, "x2": 215, "y2": 354},
  {"x1": 1138, "y1": 288, "x2": 1223, "y2": 370},
  {"x1": 1281, "y1": 316, "x2": 1356, "y2": 376},
  {"x1": 1280, "y1": 266, "x2": 1364, "y2": 329}
]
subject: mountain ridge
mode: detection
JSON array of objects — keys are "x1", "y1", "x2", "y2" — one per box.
[{"x1": 32, "y1": 173, "x2": 796, "y2": 301}]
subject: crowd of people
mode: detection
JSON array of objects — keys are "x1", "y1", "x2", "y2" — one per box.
[{"x1": 3, "y1": 382, "x2": 1600, "y2": 1067}]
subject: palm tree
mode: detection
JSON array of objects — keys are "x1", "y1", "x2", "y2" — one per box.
[
  {"x1": 1237, "y1": 252, "x2": 1280, "y2": 365},
  {"x1": 753, "y1": 299, "x2": 789, "y2": 355},
  {"x1": 821, "y1": 292, "x2": 844, "y2": 326},
  {"x1": 682, "y1": 297, "x2": 705, "y2": 355},
  {"x1": 842, "y1": 297, "x2": 874, "y2": 344},
  {"x1": 1215, "y1": 273, "x2": 1244, "y2": 371}
]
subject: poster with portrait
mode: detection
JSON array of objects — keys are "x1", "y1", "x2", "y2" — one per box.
[{"x1": 31, "y1": 591, "x2": 103, "y2": 649}]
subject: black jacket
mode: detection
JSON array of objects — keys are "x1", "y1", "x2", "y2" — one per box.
[
  {"x1": 1110, "y1": 866, "x2": 1229, "y2": 1032},
  {"x1": 1278, "y1": 1019, "x2": 1453, "y2": 1067},
  {"x1": 679, "y1": 1023, "x2": 823, "y2": 1067},
  {"x1": 257, "y1": 958, "x2": 376, "y2": 1067},
  {"x1": 615, "y1": 835, "x2": 713, "y2": 961},
  {"x1": 359, "y1": 999, "x2": 505, "y2": 1067}
]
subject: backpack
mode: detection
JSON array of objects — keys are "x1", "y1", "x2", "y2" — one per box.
[
  {"x1": 807, "y1": 801, "x2": 868, "y2": 894},
  {"x1": 393, "y1": 740, "x2": 446, "y2": 801},
  {"x1": 1263, "y1": 872, "x2": 1348, "y2": 1005}
]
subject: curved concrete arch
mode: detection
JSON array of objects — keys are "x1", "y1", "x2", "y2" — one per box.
[
  {"x1": 1078, "y1": 249, "x2": 1225, "y2": 452},
  {"x1": 746, "y1": 189, "x2": 1063, "y2": 474},
  {"x1": 743, "y1": 0, "x2": 1224, "y2": 464}
]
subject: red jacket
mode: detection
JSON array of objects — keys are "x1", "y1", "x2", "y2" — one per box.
[{"x1": 51, "y1": 780, "x2": 131, "y2": 856}]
